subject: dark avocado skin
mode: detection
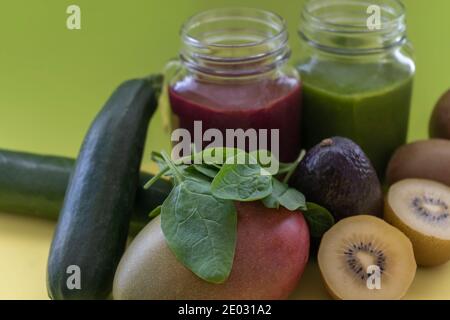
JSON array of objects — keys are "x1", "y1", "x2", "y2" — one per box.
[
  {"x1": 290, "y1": 137, "x2": 383, "y2": 221},
  {"x1": 0, "y1": 149, "x2": 171, "y2": 234},
  {"x1": 429, "y1": 89, "x2": 450, "y2": 140},
  {"x1": 47, "y1": 76, "x2": 162, "y2": 300}
]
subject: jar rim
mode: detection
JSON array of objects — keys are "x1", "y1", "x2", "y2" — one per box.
[
  {"x1": 299, "y1": 0, "x2": 408, "y2": 54},
  {"x1": 301, "y1": 0, "x2": 406, "y2": 33},
  {"x1": 179, "y1": 7, "x2": 291, "y2": 77}
]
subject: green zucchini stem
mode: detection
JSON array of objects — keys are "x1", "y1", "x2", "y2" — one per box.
[{"x1": 143, "y1": 166, "x2": 170, "y2": 189}]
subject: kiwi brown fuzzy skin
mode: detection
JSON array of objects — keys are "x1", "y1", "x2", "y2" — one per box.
[
  {"x1": 384, "y1": 199, "x2": 450, "y2": 267},
  {"x1": 386, "y1": 139, "x2": 450, "y2": 187}
]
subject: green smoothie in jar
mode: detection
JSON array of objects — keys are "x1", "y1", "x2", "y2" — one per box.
[{"x1": 297, "y1": 0, "x2": 415, "y2": 177}]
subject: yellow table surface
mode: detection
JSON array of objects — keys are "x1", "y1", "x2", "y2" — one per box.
[{"x1": 2, "y1": 207, "x2": 450, "y2": 300}]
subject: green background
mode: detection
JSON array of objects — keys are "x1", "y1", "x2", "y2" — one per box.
[{"x1": 0, "y1": 0, "x2": 449, "y2": 164}]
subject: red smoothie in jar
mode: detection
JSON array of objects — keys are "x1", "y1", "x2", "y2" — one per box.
[
  {"x1": 169, "y1": 77, "x2": 302, "y2": 162},
  {"x1": 168, "y1": 8, "x2": 302, "y2": 162}
]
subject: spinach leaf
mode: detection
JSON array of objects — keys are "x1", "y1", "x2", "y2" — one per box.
[
  {"x1": 151, "y1": 151, "x2": 167, "y2": 170},
  {"x1": 192, "y1": 164, "x2": 220, "y2": 179},
  {"x1": 211, "y1": 162, "x2": 272, "y2": 202},
  {"x1": 262, "y1": 179, "x2": 307, "y2": 211},
  {"x1": 161, "y1": 179, "x2": 237, "y2": 284},
  {"x1": 180, "y1": 165, "x2": 213, "y2": 183},
  {"x1": 199, "y1": 147, "x2": 247, "y2": 166},
  {"x1": 303, "y1": 202, "x2": 335, "y2": 238},
  {"x1": 262, "y1": 179, "x2": 287, "y2": 209},
  {"x1": 279, "y1": 188, "x2": 307, "y2": 211}
]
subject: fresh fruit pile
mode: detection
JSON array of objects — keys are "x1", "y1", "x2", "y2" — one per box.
[
  {"x1": 113, "y1": 148, "x2": 333, "y2": 299},
  {"x1": 309, "y1": 90, "x2": 450, "y2": 300},
  {"x1": 0, "y1": 77, "x2": 449, "y2": 300},
  {"x1": 113, "y1": 85, "x2": 450, "y2": 300}
]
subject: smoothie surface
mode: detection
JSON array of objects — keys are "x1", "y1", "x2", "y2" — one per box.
[{"x1": 299, "y1": 59, "x2": 414, "y2": 176}]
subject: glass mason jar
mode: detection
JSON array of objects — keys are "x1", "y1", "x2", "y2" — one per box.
[
  {"x1": 297, "y1": 0, "x2": 415, "y2": 176},
  {"x1": 166, "y1": 8, "x2": 302, "y2": 162}
]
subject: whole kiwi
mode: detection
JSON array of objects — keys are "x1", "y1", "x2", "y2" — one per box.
[
  {"x1": 386, "y1": 139, "x2": 450, "y2": 186},
  {"x1": 430, "y1": 89, "x2": 450, "y2": 139}
]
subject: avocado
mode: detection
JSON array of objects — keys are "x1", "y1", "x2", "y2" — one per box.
[{"x1": 289, "y1": 137, "x2": 383, "y2": 221}]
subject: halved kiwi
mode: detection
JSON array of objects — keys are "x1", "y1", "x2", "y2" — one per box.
[
  {"x1": 318, "y1": 215, "x2": 416, "y2": 300},
  {"x1": 385, "y1": 179, "x2": 450, "y2": 267}
]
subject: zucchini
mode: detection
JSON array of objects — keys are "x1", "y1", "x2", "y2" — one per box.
[
  {"x1": 0, "y1": 150, "x2": 74, "y2": 219},
  {"x1": 0, "y1": 149, "x2": 171, "y2": 235},
  {"x1": 47, "y1": 76, "x2": 162, "y2": 300}
]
